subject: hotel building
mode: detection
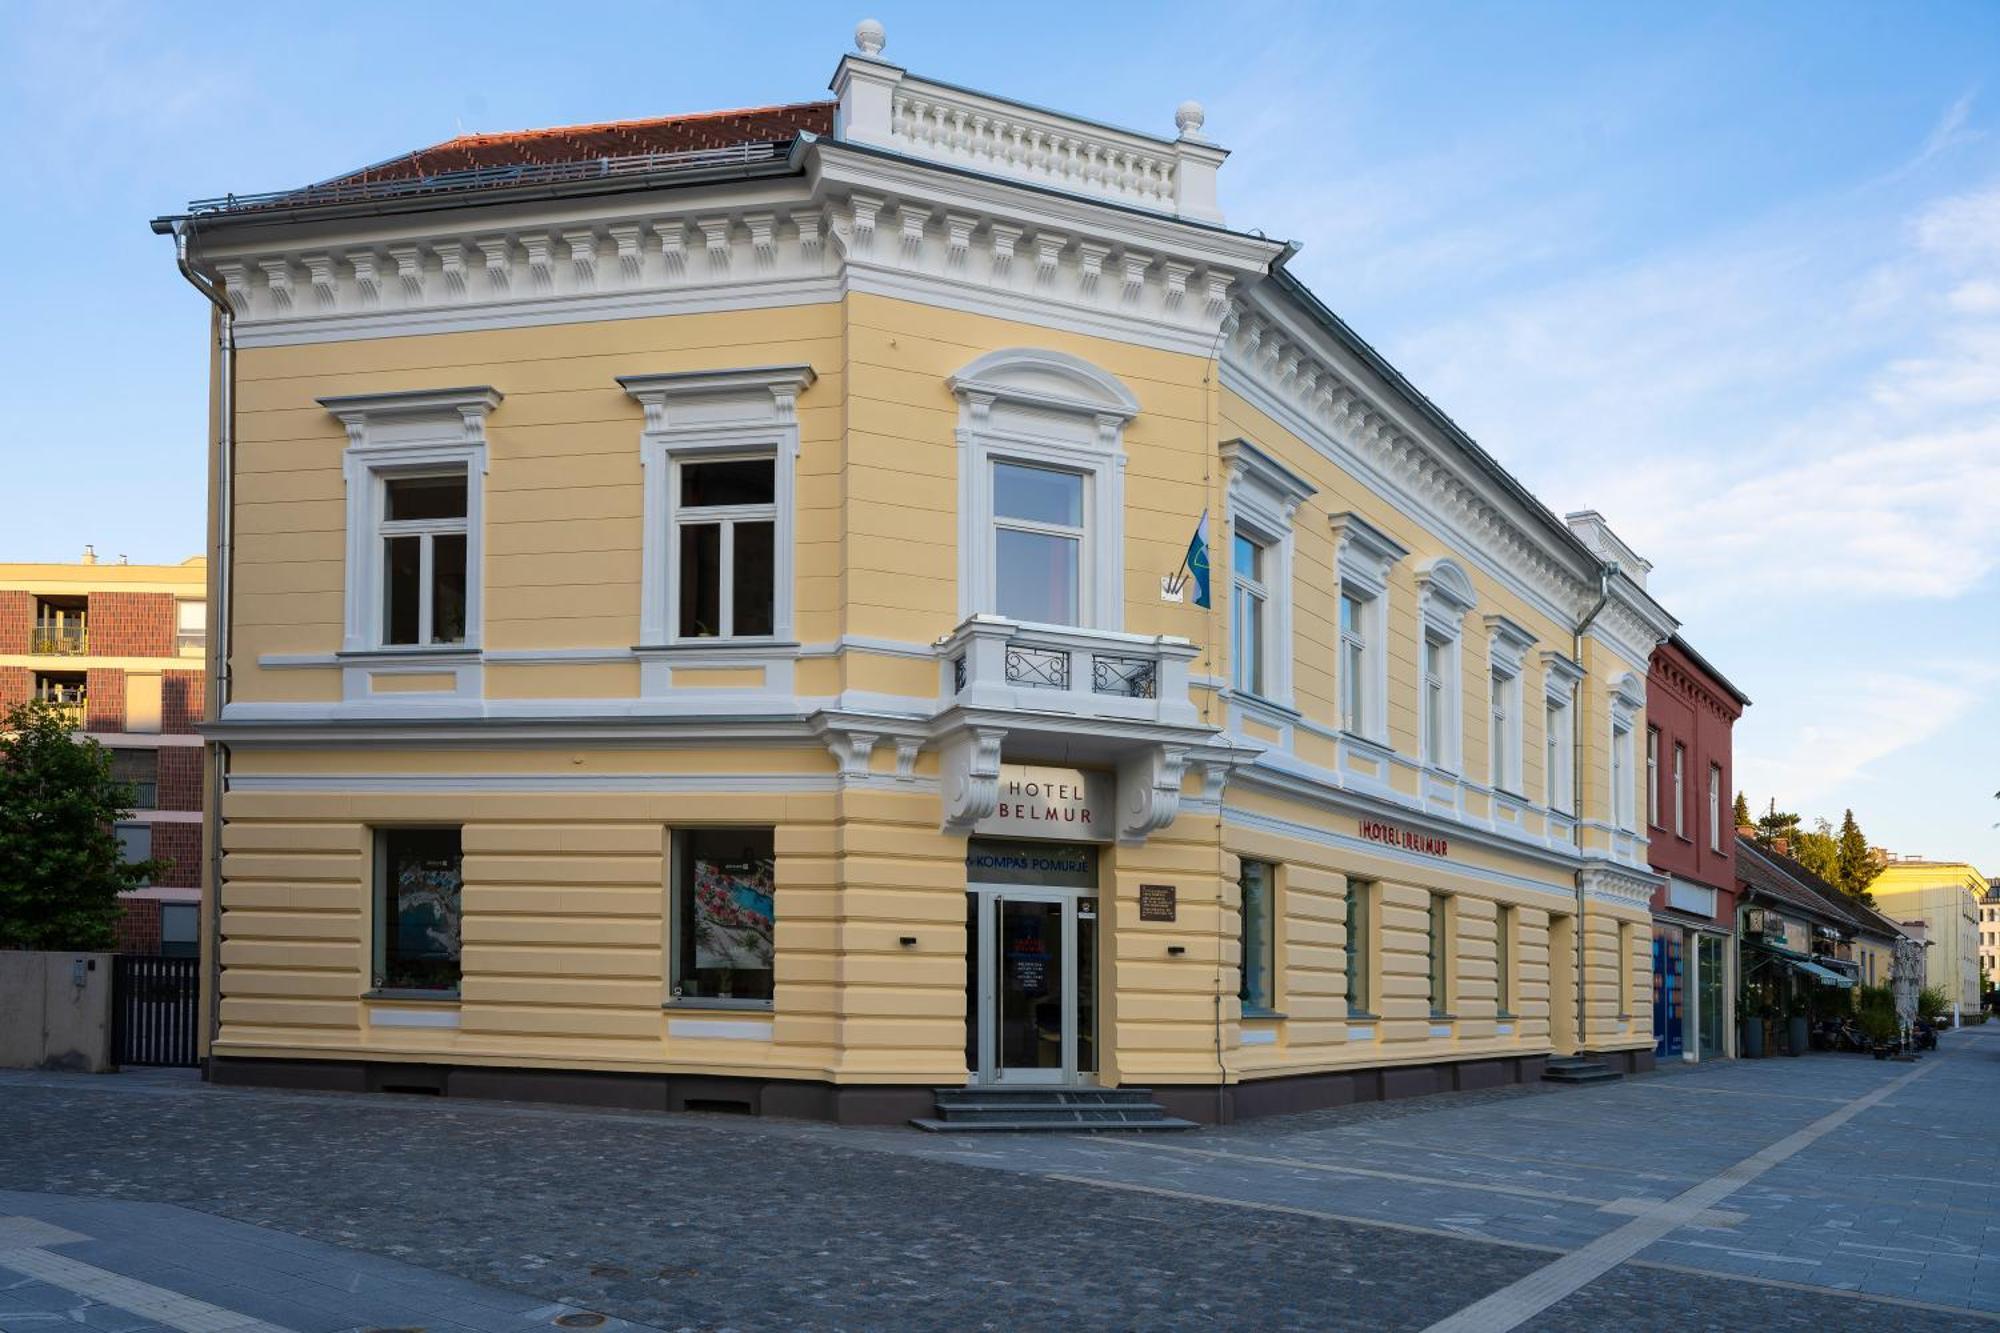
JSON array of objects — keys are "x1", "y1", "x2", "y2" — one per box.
[{"x1": 157, "y1": 23, "x2": 1682, "y2": 1121}]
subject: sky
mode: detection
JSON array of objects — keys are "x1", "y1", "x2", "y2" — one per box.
[{"x1": 2, "y1": 1, "x2": 1995, "y2": 871}]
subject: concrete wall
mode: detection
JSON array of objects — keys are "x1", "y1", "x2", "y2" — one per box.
[{"x1": 0, "y1": 951, "x2": 114, "y2": 1072}]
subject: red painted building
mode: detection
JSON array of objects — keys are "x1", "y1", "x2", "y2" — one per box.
[{"x1": 1645, "y1": 634, "x2": 1749, "y2": 1061}]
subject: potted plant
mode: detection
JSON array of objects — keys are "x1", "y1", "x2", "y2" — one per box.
[
  {"x1": 1860, "y1": 1008, "x2": 1897, "y2": 1059},
  {"x1": 1738, "y1": 995, "x2": 1767, "y2": 1058}
]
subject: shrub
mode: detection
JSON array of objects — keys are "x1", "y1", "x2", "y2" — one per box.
[{"x1": 1917, "y1": 986, "x2": 1951, "y2": 1022}]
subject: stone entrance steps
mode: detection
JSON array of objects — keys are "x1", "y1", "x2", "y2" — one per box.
[
  {"x1": 1543, "y1": 1054, "x2": 1623, "y2": 1086},
  {"x1": 912, "y1": 1085, "x2": 1199, "y2": 1132}
]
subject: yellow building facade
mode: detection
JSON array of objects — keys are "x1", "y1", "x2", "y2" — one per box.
[
  {"x1": 1870, "y1": 859, "x2": 1988, "y2": 1012},
  {"x1": 161, "y1": 30, "x2": 1677, "y2": 1121}
]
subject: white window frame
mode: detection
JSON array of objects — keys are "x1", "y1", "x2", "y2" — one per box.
[
  {"x1": 1645, "y1": 727, "x2": 1661, "y2": 827},
  {"x1": 1232, "y1": 530, "x2": 1269, "y2": 697},
  {"x1": 1329, "y1": 512, "x2": 1407, "y2": 745},
  {"x1": 324, "y1": 387, "x2": 500, "y2": 654},
  {"x1": 1708, "y1": 763, "x2": 1723, "y2": 852},
  {"x1": 949, "y1": 349, "x2": 1136, "y2": 631},
  {"x1": 1484, "y1": 614, "x2": 1535, "y2": 798},
  {"x1": 1673, "y1": 741, "x2": 1687, "y2": 838},
  {"x1": 1415, "y1": 559, "x2": 1475, "y2": 774},
  {"x1": 992, "y1": 459, "x2": 1092, "y2": 628},
  {"x1": 667, "y1": 453, "x2": 782, "y2": 641},
  {"x1": 621, "y1": 366, "x2": 815, "y2": 648},
  {"x1": 1541, "y1": 651, "x2": 1583, "y2": 816},
  {"x1": 1610, "y1": 674, "x2": 1646, "y2": 834},
  {"x1": 1221, "y1": 438, "x2": 1313, "y2": 708},
  {"x1": 374, "y1": 471, "x2": 471, "y2": 647}
]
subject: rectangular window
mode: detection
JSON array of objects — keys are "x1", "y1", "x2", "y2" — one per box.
[
  {"x1": 1231, "y1": 534, "x2": 1267, "y2": 697},
  {"x1": 1344, "y1": 879, "x2": 1371, "y2": 1014},
  {"x1": 1489, "y1": 668, "x2": 1520, "y2": 793},
  {"x1": 379, "y1": 471, "x2": 469, "y2": 646},
  {"x1": 1612, "y1": 721, "x2": 1635, "y2": 832},
  {"x1": 31, "y1": 596, "x2": 87, "y2": 655},
  {"x1": 1239, "y1": 859, "x2": 1276, "y2": 1013},
  {"x1": 673, "y1": 457, "x2": 777, "y2": 639},
  {"x1": 176, "y1": 600, "x2": 207, "y2": 656},
  {"x1": 992, "y1": 461, "x2": 1085, "y2": 627},
  {"x1": 115, "y1": 822, "x2": 151, "y2": 867},
  {"x1": 1339, "y1": 593, "x2": 1366, "y2": 734},
  {"x1": 1673, "y1": 743, "x2": 1686, "y2": 837},
  {"x1": 670, "y1": 827, "x2": 776, "y2": 1006},
  {"x1": 1428, "y1": 892, "x2": 1452, "y2": 1017},
  {"x1": 1708, "y1": 764, "x2": 1723, "y2": 852},
  {"x1": 1646, "y1": 727, "x2": 1661, "y2": 828},
  {"x1": 1618, "y1": 922, "x2": 1633, "y2": 1017},
  {"x1": 109, "y1": 749, "x2": 157, "y2": 809},
  {"x1": 1496, "y1": 905, "x2": 1515, "y2": 1016},
  {"x1": 373, "y1": 827, "x2": 463, "y2": 993},
  {"x1": 1545, "y1": 700, "x2": 1566, "y2": 812},
  {"x1": 160, "y1": 903, "x2": 200, "y2": 959},
  {"x1": 1423, "y1": 638, "x2": 1445, "y2": 765}
]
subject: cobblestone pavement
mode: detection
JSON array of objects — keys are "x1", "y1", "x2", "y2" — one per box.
[{"x1": 1, "y1": 1030, "x2": 1997, "y2": 1331}]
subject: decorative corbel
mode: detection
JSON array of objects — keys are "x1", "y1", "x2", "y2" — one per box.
[
  {"x1": 944, "y1": 213, "x2": 977, "y2": 270},
  {"x1": 1076, "y1": 241, "x2": 1110, "y2": 297},
  {"x1": 826, "y1": 730, "x2": 880, "y2": 778},
  {"x1": 794, "y1": 211, "x2": 823, "y2": 263},
  {"x1": 386, "y1": 244, "x2": 425, "y2": 301},
  {"x1": 302, "y1": 253, "x2": 338, "y2": 308},
  {"x1": 897, "y1": 204, "x2": 930, "y2": 262},
  {"x1": 608, "y1": 224, "x2": 643, "y2": 281},
  {"x1": 743, "y1": 213, "x2": 777, "y2": 271},
  {"x1": 522, "y1": 233, "x2": 556, "y2": 291},
  {"x1": 347, "y1": 249, "x2": 381, "y2": 304},
  {"x1": 1120, "y1": 250, "x2": 1153, "y2": 305},
  {"x1": 1117, "y1": 744, "x2": 1190, "y2": 843},
  {"x1": 257, "y1": 258, "x2": 294, "y2": 310},
  {"x1": 989, "y1": 223, "x2": 1021, "y2": 279},
  {"x1": 435, "y1": 242, "x2": 467, "y2": 298},
  {"x1": 941, "y1": 726, "x2": 1007, "y2": 832},
  {"x1": 212, "y1": 261, "x2": 252, "y2": 316},
  {"x1": 1162, "y1": 260, "x2": 1193, "y2": 311},
  {"x1": 653, "y1": 221, "x2": 687, "y2": 280},
  {"x1": 848, "y1": 194, "x2": 883, "y2": 255},
  {"x1": 563, "y1": 229, "x2": 598, "y2": 288},
  {"x1": 697, "y1": 217, "x2": 732, "y2": 274},
  {"x1": 895, "y1": 737, "x2": 923, "y2": 781},
  {"x1": 1034, "y1": 232, "x2": 1067, "y2": 287},
  {"x1": 473, "y1": 235, "x2": 512, "y2": 292}
]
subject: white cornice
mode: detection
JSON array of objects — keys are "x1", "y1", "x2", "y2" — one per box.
[
  {"x1": 197, "y1": 142, "x2": 1282, "y2": 358},
  {"x1": 1223, "y1": 287, "x2": 1603, "y2": 634}
]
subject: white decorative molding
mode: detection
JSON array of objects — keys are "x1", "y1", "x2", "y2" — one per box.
[
  {"x1": 302, "y1": 253, "x2": 338, "y2": 308},
  {"x1": 949, "y1": 347, "x2": 1137, "y2": 630},
  {"x1": 474, "y1": 235, "x2": 512, "y2": 292},
  {"x1": 257, "y1": 258, "x2": 293, "y2": 310},
  {"x1": 387, "y1": 244, "x2": 424, "y2": 300},
  {"x1": 1485, "y1": 613, "x2": 1537, "y2": 679},
  {"x1": 1117, "y1": 744, "x2": 1188, "y2": 843},
  {"x1": 667, "y1": 1017, "x2": 773, "y2": 1041},
  {"x1": 1221, "y1": 437, "x2": 1315, "y2": 710},
  {"x1": 1581, "y1": 861, "x2": 1664, "y2": 911},
  {"x1": 619, "y1": 365, "x2": 815, "y2": 670},
  {"x1": 563, "y1": 229, "x2": 598, "y2": 288},
  {"x1": 1329, "y1": 510, "x2": 1407, "y2": 745},
  {"x1": 523, "y1": 232, "x2": 556, "y2": 291},
  {"x1": 436, "y1": 242, "x2": 468, "y2": 298},
  {"x1": 941, "y1": 726, "x2": 1007, "y2": 832}
]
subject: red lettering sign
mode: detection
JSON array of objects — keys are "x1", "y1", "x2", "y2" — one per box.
[{"x1": 1358, "y1": 819, "x2": 1449, "y2": 858}]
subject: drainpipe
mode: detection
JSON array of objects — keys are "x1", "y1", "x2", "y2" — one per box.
[
  {"x1": 1569, "y1": 561, "x2": 1617, "y2": 1052},
  {"x1": 172, "y1": 222, "x2": 234, "y2": 1059}
]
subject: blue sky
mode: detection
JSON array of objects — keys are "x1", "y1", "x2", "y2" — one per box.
[{"x1": 3, "y1": 1, "x2": 1995, "y2": 870}]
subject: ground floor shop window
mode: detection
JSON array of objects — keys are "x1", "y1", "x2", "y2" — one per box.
[
  {"x1": 1344, "y1": 879, "x2": 1372, "y2": 1014},
  {"x1": 1239, "y1": 859, "x2": 1276, "y2": 1014},
  {"x1": 671, "y1": 827, "x2": 776, "y2": 1006},
  {"x1": 373, "y1": 827, "x2": 462, "y2": 993},
  {"x1": 1496, "y1": 905, "x2": 1516, "y2": 1017},
  {"x1": 1428, "y1": 892, "x2": 1453, "y2": 1017}
]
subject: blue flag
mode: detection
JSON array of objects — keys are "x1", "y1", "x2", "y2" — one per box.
[{"x1": 1184, "y1": 510, "x2": 1211, "y2": 609}]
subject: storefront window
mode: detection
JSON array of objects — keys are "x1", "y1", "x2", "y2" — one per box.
[
  {"x1": 671, "y1": 828, "x2": 776, "y2": 1006},
  {"x1": 1496, "y1": 905, "x2": 1515, "y2": 1016},
  {"x1": 1344, "y1": 880, "x2": 1372, "y2": 1014},
  {"x1": 1239, "y1": 860, "x2": 1276, "y2": 1013},
  {"x1": 374, "y1": 827, "x2": 462, "y2": 992},
  {"x1": 1428, "y1": 892, "x2": 1452, "y2": 1017}
]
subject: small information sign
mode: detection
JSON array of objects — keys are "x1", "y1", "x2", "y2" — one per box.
[{"x1": 1139, "y1": 884, "x2": 1177, "y2": 922}]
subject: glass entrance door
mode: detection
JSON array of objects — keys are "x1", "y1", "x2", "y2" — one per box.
[{"x1": 967, "y1": 887, "x2": 1098, "y2": 1086}]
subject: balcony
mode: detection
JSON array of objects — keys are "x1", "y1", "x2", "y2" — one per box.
[
  {"x1": 938, "y1": 615, "x2": 1203, "y2": 730},
  {"x1": 31, "y1": 625, "x2": 88, "y2": 656}
]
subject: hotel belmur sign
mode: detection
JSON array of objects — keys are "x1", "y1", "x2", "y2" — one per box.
[
  {"x1": 975, "y1": 765, "x2": 1114, "y2": 842},
  {"x1": 1359, "y1": 819, "x2": 1451, "y2": 858}
]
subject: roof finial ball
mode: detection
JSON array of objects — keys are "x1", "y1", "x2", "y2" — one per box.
[
  {"x1": 1175, "y1": 100, "x2": 1206, "y2": 139},
  {"x1": 855, "y1": 18, "x2": 886, "y2": 56}
]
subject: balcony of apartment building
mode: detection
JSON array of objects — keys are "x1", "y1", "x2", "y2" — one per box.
[
  {"x1": 30, "y1": 596, "x2": 88, "y2": 656},
  {"x1": 938, "y1": 615, "x2": 1204, "y2": 734},
  {"x1": 32, "y1": 670, "x2": 86, "y2": 727}
]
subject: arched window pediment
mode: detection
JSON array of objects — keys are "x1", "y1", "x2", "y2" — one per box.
[{"x1": 948, "y1": 347, "x2": 1140, "y2": 426}]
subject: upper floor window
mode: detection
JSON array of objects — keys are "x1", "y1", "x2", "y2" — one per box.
[
  {"x1": 1646, "y1": 726, "x2": 1661, "y2": 828},
  {"x1": 675, "y1": 456, "x2": 777, "y2": 639},
  {"x1": 323, "y1": 386, "x2": 499, "y2": 655},
  {"x1": 1542, "y1": 652, "x2": 1583, "y2": 816},
  {"x1": 621, "y1": 366, "x2": 814, "y2": 648},
  {"x1": 949, "y1": 349, "x2": 1136, "y2": 631},
  {"x1": 1222, "y1": 439, "x2": 1312, "y2": 710},
  {"x1": 380, "y1": 472, "x2": 469, "y2": 646},
  {"x1": 1415, "y1": 560, "x2": 1474, "y2": 773},
  {"x1": 175, "y1": 600, "x2": 206, "y2": 656},
  {"x1": 31, "y1": 596, "x2": 86, "y2": 655},
  {"x1": 1612, "y1": 718, "x2": 1637, "y2": 832},
  {"x1": 994, "y1": 461, "x2": 1086, "y2": 626},
  {"x1": 1232, "y1": 533, "x2": 1268, "y2": 696},
  {"x1": 1330, "y1": 512, "x2": 1406, "y2": 745},
  {"x1": 1708, "y1": 763, "x2": 1723, "y2": 852},
  {"x1": 1485, "y1": 615, "x2": 1535, "y2": 798},
  {"x1": 1673, "y1": 742, "x2": 1687, "y2": 838}
]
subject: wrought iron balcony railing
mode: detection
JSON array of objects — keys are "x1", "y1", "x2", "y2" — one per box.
[{"x1": 938, "y1": 615, "x2": 1202, "y2": 729}]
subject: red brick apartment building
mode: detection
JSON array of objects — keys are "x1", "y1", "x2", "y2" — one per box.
[{"x1": 0, "y1": 550, "x2": 208, "y2": 954}]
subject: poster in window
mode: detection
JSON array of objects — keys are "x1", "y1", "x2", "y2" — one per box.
[
  {"x1": 693, "y1": 853, "x2": 775, "y2": 971},
  {"x1": 395, "y1": 847, "x2": 462, "y2": 961}
]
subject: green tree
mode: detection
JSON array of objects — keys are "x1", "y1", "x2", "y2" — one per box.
[
  {"x1": 1791, "y1": 818, "x2": 1839, "y2": 883},
  {"x1": 1753, "y1": 799, "x2": 1801, "y2": 850},
  {"x1": 0, "y1": 701, "x2": 162, "y2": 950},
  {"x1": 1732, "y1": 791, "x2": 1752, "y2": 833},
  {"x1": 1835, "y1": 808, "x2": 1876, "y2": 900}
]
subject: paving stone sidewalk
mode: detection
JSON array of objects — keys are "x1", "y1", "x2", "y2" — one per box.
[{"x1": 2, "y1": 1029, "x2": 1998, "y2": 1330}]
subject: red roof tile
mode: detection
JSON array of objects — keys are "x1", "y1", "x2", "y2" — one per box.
[{"x1": 318, "y1": 101, "x2": 835, "y2": 188}]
